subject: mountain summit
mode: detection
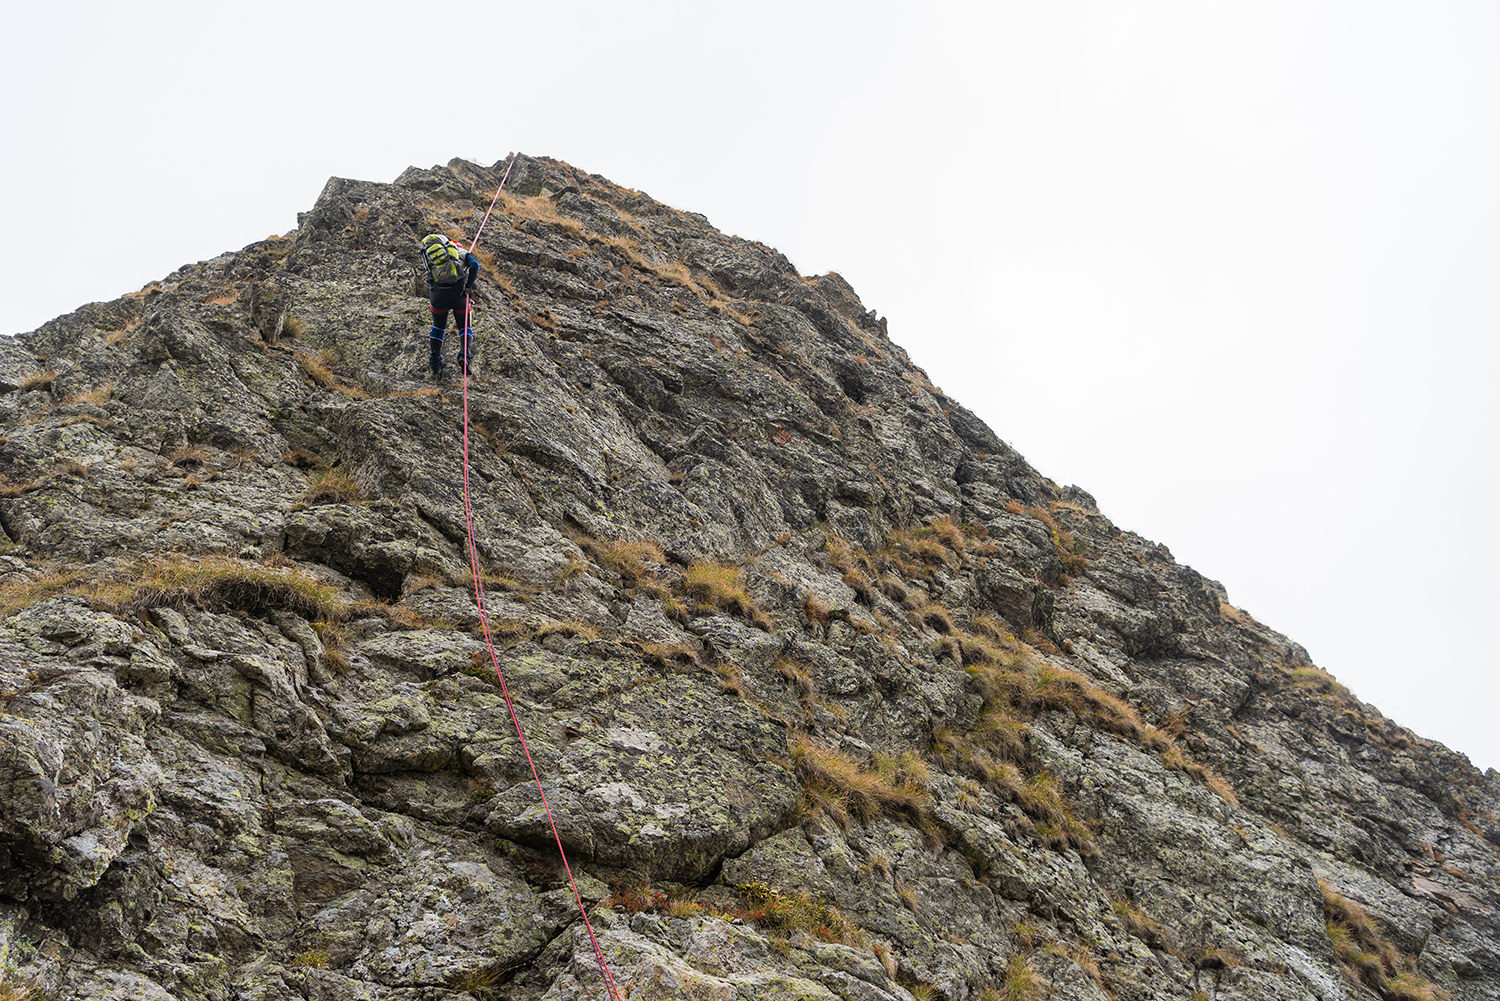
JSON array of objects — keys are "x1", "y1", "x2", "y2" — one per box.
[{"x1": 0, "y1": 155, "x2": 1495, "y2": 1001}]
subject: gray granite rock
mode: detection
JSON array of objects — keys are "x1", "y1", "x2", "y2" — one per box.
[{"x1": 0, "y1": 154, "x2": 1492, "y2": 1001}]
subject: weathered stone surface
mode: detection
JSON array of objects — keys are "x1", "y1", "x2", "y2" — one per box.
[
  {"x1": 0, "y1": 600, "x2": 165, "y2": 902},
  {"x1": 0, "y1": 154, "x2": 1494, "y2": 1000},
  {"x1": 485, "y1": 673, "x2": 799, "y2": 882}
]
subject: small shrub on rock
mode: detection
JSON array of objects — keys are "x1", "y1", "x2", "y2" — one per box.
[
  {"x1": 446, "y1": 967, "x2": 500, "y2": 998},
  {"x1": 736, "y1": 881, "x2": 863, "y2": 946},
  {"x1": 290, "y1": 948, "x2": 331, "y2": 969}
]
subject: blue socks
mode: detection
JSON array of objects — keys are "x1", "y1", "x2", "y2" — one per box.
[{"x1": 428, "y1": 326, "x2": 475, "y2": 375}]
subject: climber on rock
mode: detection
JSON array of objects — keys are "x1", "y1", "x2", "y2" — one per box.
[{"x1": 420, "y1": 233, "x2": 481, "y2": 375}]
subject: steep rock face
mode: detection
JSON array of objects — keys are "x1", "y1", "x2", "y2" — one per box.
[{"x1": 0, "y1": 155, "x2": 1495, "y2": 1001}]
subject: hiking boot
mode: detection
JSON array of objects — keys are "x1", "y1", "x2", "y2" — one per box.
[{"x1": 429, "y1": 354, "x2": 445, "y2": 375}]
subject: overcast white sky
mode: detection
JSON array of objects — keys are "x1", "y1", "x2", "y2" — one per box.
[{"x1": 3, "y1": 2, "x2": 1496, "y2": 772}]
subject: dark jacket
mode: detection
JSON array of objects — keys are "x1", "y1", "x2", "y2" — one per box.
[{"x1": 456, "y1": 251, "x2": 479, "y2": 291}]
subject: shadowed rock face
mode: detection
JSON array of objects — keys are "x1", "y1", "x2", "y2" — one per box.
[{"x1": 0, "y1": 154, "x2": 1495, "y2": 1001}]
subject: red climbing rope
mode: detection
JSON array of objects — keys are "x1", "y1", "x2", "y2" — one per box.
[{"x1": 458, "y1": 154, "x2": 624, "y2": 1001}]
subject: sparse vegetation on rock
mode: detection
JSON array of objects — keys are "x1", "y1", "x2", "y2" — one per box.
[{"x1": 0, "y1": 153, "x2": 1494, "y2": 1001}]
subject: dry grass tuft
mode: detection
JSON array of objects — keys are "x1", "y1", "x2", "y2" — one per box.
[
  {"x1": 919, "y1": 515, "x2": 967, "y2": 555},
  {"x1": 972, "y1": 706, "x2": 1030, "y2": 763},
  {"x1": 972, "y1": 612, "x2": 1018, "y2": 648},
  {"x1": 1321, "y1": 881, "x2": 1449, "y2": 1000},
  {"x1": 0, "y1": 556, "x2": 347, "y2": 623},
  {"x1": 818, "y1": 530, "x2": 859, "y2": 574},
  {"x1": 713, "y1": 662, "x2": 749, "y2": 698},
  {"x1": 877, "y1": 574, "x2": 914, "y2": 608},
  {"x1": 402, "y1": 574, "x2": 442, "y2": 597},
  {"x1": 500, "y1": 192, "x2": 587, "y2": 237},
  {"x1": 297, "y1": 348, "x2": 366, "y2": 397},
  {"x1": 345, "y1": 599, "x2": 435, "y2": 630},
  {"x1": 790, "y1": 735, "x2": 931, "y2": 829},
  {"x1": 0, "y1": 975, "x2": 49, "y2": 1001},
  {"x1": 62, "y1": 382, "x2": 115, "y2": 407},
  {"x1": 446, "y1": 967, "x2": 501, "y2": 997},
  {"x1": 1021, "y1": 504, "x2": 1090, "y2": 575},
  {"x1": 967, "y1": 654, "x2": 1143, "y2": 746},
  {"x1": 596, "y1": 538, "x2": 667, "y2": 591},
  {"x1": 1158, "y1": 745, "x2": 1240, "y2": 807},
  {"x1": 804, "y1": 594, "x2": 832, "y2": 629},
  {"x1": 896, "y1": 880, "x2": 921, "y2": 913},
  {"x1": 535, "y1": 618, "x2": 601, "y2": 641},
  {"x1": 683, "y1": 561, "x2": 773, "y2": 631},
  {"x1": 313, "y1": 619, "x2": 352, "y2": 674},
  {"x1": 1384, "y1": 973, "x2": 1450, "y2": 1001},
  {"x1": 0, "y1": 565, "x2": 89, "y2": 616},
  {"x1": 667, "y1": 897, "x2": 703, "y2": 919},
  {"x1": 774, "y1": 656, "x2": 816, "y2": 701},
  {"x1": 126, "y1": 555, "x2": 346, "y2": 621},
  {"x1": 883, "y1": 530, "x2": 955, "y2": 578},
  {"x1": 635, "y1": 640, "x2": 700, "y2": 671},
  {"x1": 1114, "y1": 899, "x2": 1171, "y2": 951},
  {"x1": 479, "y1": 570, "x2": 530, "y2": 593},
  {"x1": 297, "y1": 349, "x2": 338, "y2": 389},
  {"x1": 17, "y1": 370, "x2": 56, "y2": 392},
  {"x1": 842, "y1": 568, "x2": 876, "y2": 605},
  {"x1": 604, "y1": 879, "x2": 657, "y2": 914},
  {"x1": 1199, "y1": 769, "x2": 1241, "y2": 808},
  {"x1": 1291, "y1": 666, "x2": 1352, "y2": 701},
  {"x1": 1003, "y1": 954, "x2": 1041, "y2": 1001},
  {"x1": 0, "y1": 478, "x2": 42, "y2": 499},
  {"x1": 916, "y1": 601, "x2": 955, "y2": 634},
  {"x1": 297, "y1": 467, "x2": 364, "y2": 507},
  {"x1": 487, "y1": 617, "x2": 532, "y2": 643}
]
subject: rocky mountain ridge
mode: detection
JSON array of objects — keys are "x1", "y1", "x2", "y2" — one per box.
[{"x1": 0, "y1": 154, "x2": 1495, "y2": 1001}]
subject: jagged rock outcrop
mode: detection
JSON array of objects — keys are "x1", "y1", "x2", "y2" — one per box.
[{"x1": 0, "y1": 154, "x2": 1496, "y2": 1001}]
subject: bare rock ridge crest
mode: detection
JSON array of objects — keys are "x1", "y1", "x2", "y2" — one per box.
[{"x1": 0, "y1": 154, "x2": 1494, "y2": 1001}]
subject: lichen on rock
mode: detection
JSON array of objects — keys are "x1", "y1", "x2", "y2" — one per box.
[{"x1": 0, "y1": 154, "x2": 1494, "y2": 1001}]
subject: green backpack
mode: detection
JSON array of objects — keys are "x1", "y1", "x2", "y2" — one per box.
[{"x1": 421, "y1": 234, "x2": 466, "y2": 288}]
